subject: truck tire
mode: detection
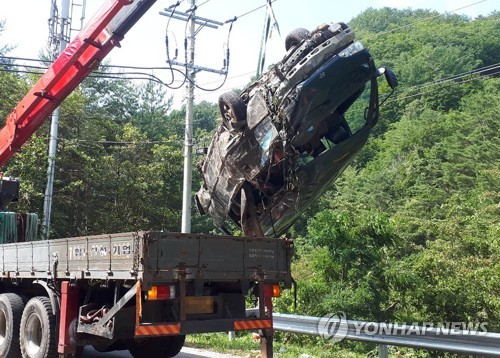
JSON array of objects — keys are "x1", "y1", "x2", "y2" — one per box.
[
  {"x1": 19, "y1": 297, "x2": 57, "y2": 358},
  {"x1": 127, "y1": 335, "x2": 186, "y2": 358},
  {"x1": 0, "y1": 293, "x2": 24, "y2": 358},
  {"x1": 285, "y1": 28, "x2": 310, "y2": 51}
]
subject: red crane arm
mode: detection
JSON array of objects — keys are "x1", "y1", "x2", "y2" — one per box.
[{"x1": 0, "y1": 0, "x2": 156, "y2": 167}]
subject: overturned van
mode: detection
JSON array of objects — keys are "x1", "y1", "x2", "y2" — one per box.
[{"x1": 196, "y1": 22, "x2": 397, "y2": 237}]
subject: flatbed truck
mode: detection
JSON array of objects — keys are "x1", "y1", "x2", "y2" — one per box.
[
  {"x1": 0, "y1": 1, "x2": 293, "y2": 357},
  {"x1": 0, "y1": 231, "x2": 291, "y2": 357}
]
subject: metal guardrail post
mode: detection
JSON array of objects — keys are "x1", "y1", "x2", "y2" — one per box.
[{"x1": 378, "y1": 344, "x2": 388, "y2": 358}]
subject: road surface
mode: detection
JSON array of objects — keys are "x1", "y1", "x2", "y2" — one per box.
[{"x1": 82, "y1": 346, "x2": 242, "y2": 357}]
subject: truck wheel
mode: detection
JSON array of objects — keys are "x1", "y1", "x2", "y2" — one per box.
[
  {"x1": 0, "y1": 293, "x2": 24, "y2": 358},
  {"x1": 127, "y1": 335, "x2": 186, "y2": 358},
  {"x1": 20, "y1": 297, "x2": 57, "y2": 358},
  {"x1": 218, "y1": 91, "x2": 246, "y2": 131}
]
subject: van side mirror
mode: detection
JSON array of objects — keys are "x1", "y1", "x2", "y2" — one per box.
[
  {"x1": 384, "y1": 68, "x2": 398, "y2": 90},
  {"x1": 377, "y1": 67, "x2": 398, "y2": 107},
  {"x1": 377, "y1": 67, "x2": 398, "y2": 90}
]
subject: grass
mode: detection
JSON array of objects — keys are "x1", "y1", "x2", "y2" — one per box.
[
  {"x1": 185, "y1": 331, "x2": 366, "y2": 357},
  {"x1": 185, "y1": 332, "x2": 441, "y2": 357}
]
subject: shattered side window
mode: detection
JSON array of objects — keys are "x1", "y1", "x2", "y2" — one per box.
[{"x1": 254, "y1": 118, "x2": 279, "y2": 166}]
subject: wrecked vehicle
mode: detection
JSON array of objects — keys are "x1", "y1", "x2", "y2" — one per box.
[{"x1": 196, "y1": 22, "x2": 397, "y2": 237}]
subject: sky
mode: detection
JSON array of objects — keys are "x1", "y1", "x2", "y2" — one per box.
[{"x1": 0, "y1": 0, "x2": 498, "y2": 109}]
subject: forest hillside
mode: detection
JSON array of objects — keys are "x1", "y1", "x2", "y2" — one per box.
[{"x1": 1, "y1": 7, "x2": 498, "y2": 350}]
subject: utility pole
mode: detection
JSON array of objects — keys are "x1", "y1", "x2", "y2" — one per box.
[
  {"x1": 182, "y1": 1, "x2": 196, "y2": 234},
  {"x1": 160, "y1": 2, "x2": 226, "y2": 233},
  {"x1": 42, "y1": 0, "x2": 76, "y2": 239}
]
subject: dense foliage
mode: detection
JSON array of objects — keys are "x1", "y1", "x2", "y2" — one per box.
[
  {"x1": 1, "y1": 7, "x2": 499, "y2": 353},
  {"x1": 276, "y1": 8, "x2": 500, "y2": 342}
]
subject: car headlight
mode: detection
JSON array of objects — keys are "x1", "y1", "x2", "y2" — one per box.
[{"x1": 338, "y1": 41, "x2": 365, "y2": 57}]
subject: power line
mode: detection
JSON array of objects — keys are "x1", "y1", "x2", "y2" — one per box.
[
  {"x1": 1, "y1": 0, "x2": 494, "y2": 105},
  {"x1": 59, "y1": 114, "x2": 213, "y2": 129},
  {"x1": 391, "y1": 63, "x2": 500, "y2": 96},
  {"x1": 0, "y1": 55, "x2": 191, "y2": 75},
  {"x1": 232, "y1": 0, "x2": 278, "y2": 20},
  {"x1": 197, "y1": 0, "x2": 211, "y2": 7},
  {"x1": 1, "y1": 0, "x2": 487, "y2": 81},
  {"x1": 388, "y1": 70, "x2": 500, "y2": 104},
  {"x1": 366, "y1": 0, "x2": 489, "y2": 40},
  {"x1": 403, "y1": 63, "x2": 500, "y2": 92},
  {"x1": 0, "y1": 61, "x2": 185, "y2": 86},
  {"x1": 199, "y1": 69, "x2": 254, "y2": 86},
  {"x1": 2, "y1": 57, "x2": 497, "y2": 106},
  {"x1": 0, "y1": 55, "x2": 257, "y2": 89},
  {"x1": 59, "y1": 137, "x2": 184, "y2": 145},
  {"x1": 160, "y1": 0, "x2": 282, "y2": 92}
]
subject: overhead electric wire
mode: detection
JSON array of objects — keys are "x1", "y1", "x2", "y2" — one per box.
[
  {"x1": 185, "y1": 18, "x2": 235, "y2": 92},
  {"x1": 2, "y1": 56, "x2": 498, "y2": 105},
  {"x1": 0, "y1": 55, "x2": 258, "y2": 92},
  {"x1": 0, "y1": 59, "x2": 186, "y2": 86},
  {"x1": 0, "y1": 55, "x2": 190, "y2": 76},
  {"x1": 0, "y1": 0, "x2": 492, "y2": 101},
  {"x1": 60, "y1": 115, "x2": 211, "y2": 130},
  {"x1": 0, "y1": 61, "x2": 169, "y2": 81},
  {"x1": 197, "y1": 0, "x2": 211, "y2": 7},
  {"x1": 1, "y1": 1, "x2": 284, "y2": 94},
  {"x1": 0, "y1": 67, "x2": 184, "y2": 87},
  {"x1": 387, "y1": 69, "x2": 500, "y2": 103},
  {"x1": 59, "y1": 138, "x2": 183, "y2": 145},
  {"x1": 161, "y1": 0, "x2": 281, "y2": 93},
  {"x1": 387, "y1": 63, "x2": 500, "y2": 99},
  {"x1": 402, "y1": 62, "x2": 500, "y2": 92},
  {"x1": 199, "y1": 69, "x2": 254, "y2": 86},
  {"x1": 164, "y1": 1, "x2": 187, "y2": 89},
  {"x1": 366, "y1": 0, "x2": 489, "y2": 40},
  {"x1": 234, "y1": 0, "x2": 278, "y2": 20}
]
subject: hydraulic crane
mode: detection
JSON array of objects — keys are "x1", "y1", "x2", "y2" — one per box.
[
  {"x1": 0, "y1": 0, "x2": 156, "y2": 210},
  {"x1": 0, "y1": 0, "x2": 156, "y2": 168}
]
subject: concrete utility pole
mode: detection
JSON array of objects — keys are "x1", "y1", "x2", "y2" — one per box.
[
  {"x1": 42, "y1": 0, "x2": 76, "y2": 239},
  {"x1": 182, "y1": 0, "x2": 196, "y2": 234},
  {"x1": 160, "y1": 1, "x2": 226, "y2": 233}
]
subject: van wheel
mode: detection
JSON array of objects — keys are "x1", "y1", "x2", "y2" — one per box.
[
  {"x1": 285, "y1": 28, "x2": 310, "y2": 51},
  {"x1": 0, "y1": 293, "x2": 24, "y2": 358},
  {"x1": 127, "y1": 335, "x2": 186, "y2": 358},
  {"x1": 20, "y1": 297, "x2": 57, "y2": 358},
  {"x1": 218, "y1": 91, "x2": 246, "y2": 130}
]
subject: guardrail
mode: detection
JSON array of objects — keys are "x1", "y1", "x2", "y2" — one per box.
[{"x1": 273, "y1": 313, "x2": 500, "y2": 357}]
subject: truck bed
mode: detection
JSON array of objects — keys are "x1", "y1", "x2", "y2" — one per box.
[{"x1": 0, "y1": 231, "x2": 292, "y2": 284}]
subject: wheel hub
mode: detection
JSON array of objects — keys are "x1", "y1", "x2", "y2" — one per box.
[{"x1": 24, "y1": 313, "x2": 43, "y2": 356}]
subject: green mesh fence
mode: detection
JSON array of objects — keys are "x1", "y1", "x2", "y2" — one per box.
[
  {"x1": 0, "y1": 212, "x2": 18, "y2": 243},
  {"x1": 23, "y1": 213, "x2": 39, "y2": 242},
  {"x1": 0, "y1": 212, "x2": 40, "y2": 243}
]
